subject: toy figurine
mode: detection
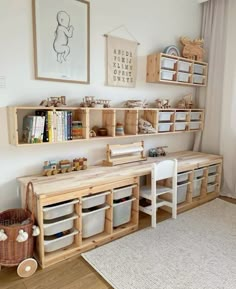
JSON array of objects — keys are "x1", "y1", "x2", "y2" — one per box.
[
  {"x1": 180, "y1": 37, "x2": 205, "y2": 61},
  {"x1": 40, "y1": 96, "x2": 66, "y2": 107}
]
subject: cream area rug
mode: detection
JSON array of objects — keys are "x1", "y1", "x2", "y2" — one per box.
[{"x1": 82, "y1": 199, "x2": 236, "y2": 289}]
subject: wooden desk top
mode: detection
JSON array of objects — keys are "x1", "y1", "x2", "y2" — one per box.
[{"x1": 18, "y1": 151, "x2": 222, "y2": 196}]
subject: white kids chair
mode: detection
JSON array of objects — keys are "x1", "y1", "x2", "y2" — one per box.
[{"x1": 139, "y1": 159, "x2": 177, "y2": 228}]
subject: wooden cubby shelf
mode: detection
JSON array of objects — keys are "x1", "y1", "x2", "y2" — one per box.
[
  {"x1": 146, "y1": 53, "x2": 208, "y2": 87},
  {"x1": 8, "y1": 106, "x2": 205, "y2": 146}
]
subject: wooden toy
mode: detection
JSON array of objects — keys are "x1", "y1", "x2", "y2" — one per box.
[
  {"x1": 155, "y1": 99, "x2": 171, "y2": 109},
  {"x1": 125, "y1": 100, "x2": 148, "y2": 108},
  {"x1": 40, "y1": 96, "x2": 66, "y2": 107},
  {"x1": 176, "y1": 94, "x2": 194, "y2": 109},
  {"x1": 103, "y1": 141, "x2": 147, "y2": 166},
  {"x1": 42, "y1": 158, "x2": 87, "y2": 176},
  {"x1": 80, "y1": 96, "x2": 111, "y2": 108},
  {"x1": 180, "y1": 37, "x2": 205, "y2": 61}
]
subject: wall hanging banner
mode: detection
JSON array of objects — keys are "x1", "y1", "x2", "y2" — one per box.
[{"x1": 106, "y1": 35, "x2": 138, "y2": 88}]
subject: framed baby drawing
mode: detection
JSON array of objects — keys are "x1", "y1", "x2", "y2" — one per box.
[{"x1": 32, "y1": 0, "x2": 90, "y2": 84}]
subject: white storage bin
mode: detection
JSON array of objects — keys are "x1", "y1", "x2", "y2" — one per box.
[
  {"x1": 193, "y1": 74, "x2": 205, "y2": 84},
  {"x1": 43, "y1": 214, "x2": 78, "y2": 236},
  {"x1": 208, "y1": 174, "x2": 217, "y2": 184},
  {"x1": 159, "y1": 112, "x2": 174, "y2": 122},
  {"x1": 82, "y1": 205, "x2": 109, "y2": 238},
  {"x1": 158, "y1": 123, "x2": 173, "y2": 132},
  {"x1": 189, "y1": 122, "x2": 201, "y2": 130},
  {"x1": 177, "y1": 172, "x2": 190, "y2": 184},
  {"x1": 193, "y1": 179, "x2": 202, "y2": 198},
  {"x1": 175, "y1": 112, "x2": 188, "y2": 121},
  {"x1": 190, "y1": 112, "x2": 201, "y2": 121},
  {"x1": 161, "y1": 57, "x2": 177, "y2": 70},
  {"x1": 43, "y1": 199, "x2": 79, "y2": 220},
  {"x1": 44, "y1": 229, "x2": 78, "y2": 253},
  {"x1": 194, "y1": 64, "x2": 205, "y2": 75},
  {"x1": 207, "y1": 183, "x2": 217, "y2": 193},
  {"x1": 113, "y1": 197, "x2": 135, "y2": 227},
  {"x1": 194, "y1": 168, "x2": 204, "y2": 179},
  {"x1": 175, "y1": 122, "x2": 187, "y2": 131},
  {"x1": 178, "y1": 61, "x2": 191, "y2": 72},
  {"x1": 113, "y1": 185, "x2": 136, "y2": 200},
  {"x1": 177, "y1": 72, "x2": 190, "y2": 83},
  {"x1": 82, "y1": 191, "x2": 110, "y2": 209},
  {"x1": 160, "y1": 70, "x2": 176, "y2": 81},
  {"x1": 177, "y1": 183, "x2": 188, "y2": 204},
  {"x1": 208, "y1": 165, "x2": 217, "y2": 175}
]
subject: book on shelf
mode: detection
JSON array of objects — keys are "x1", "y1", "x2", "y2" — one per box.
[
  {"x1": 22, "y1": 115, "x2": 45, "y2": 143},
  {"x1": 35, "y1": 110, "x2": 49, "y2": 142}
]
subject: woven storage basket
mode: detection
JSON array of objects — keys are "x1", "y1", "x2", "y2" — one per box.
[{"x1": 0, "y1": 182, "x2": 35, "y2": 266}]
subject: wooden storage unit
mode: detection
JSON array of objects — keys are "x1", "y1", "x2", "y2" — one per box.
[
  {"x1": 8, "y1": 107, "x2": 205, "y2": 146},
  {"x1": 18, "y1": 151, "x2": 222, "y2": 268},
  {"x1": 20, "y1": 176, "x2": 139, "y2": 268},
  {"x1": 146, "y1": 53, "x2": 208, "y2": 87}
]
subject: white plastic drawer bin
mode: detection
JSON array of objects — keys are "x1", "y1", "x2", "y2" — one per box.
[
  {"x1": 208, "y1": 165, "x2": 217, "y2": 175},
  {"x1": 82, "y1": 205, "x2": 109, "y2": 238},
  {"x1": 82, "y1": 191, "x2": 110, "y2": 209},
  {"x1": 158, "y1": 123, "x2": 173, "y2": 132},
  {"x1": 43, "y1": 214, "x2": 78, "y2": 236},
  {"x1": 194, "y1": 168, "x2": 204, "y2": 179},
  {"x1": 190, "y1": 112, "x2": 201, "y2": 121},
  {"x1": 161, "y1": 57, "x2": 177, "y2": 70},
  {"x1": 177, "y1": 72, "x2": 190, "y2": 83},
  {"x1": 177, "y1": 172, "x2": 190, "y2": 184},
  {"x1": 175, "y1": 122, "x2": 186, "y2": 131},
  {"x1": 194, "y1": 64, "x2": 205, "y2": 75},
  {"x1": 159, "y1": 112, "x2": 173, "y2": 122},
  {"x1": 43, "y1": 199, "x2": 79, "y2": 220},
  {"x1": 177, "y1": 183, "x2": 188, "y2": 204},
  {"x1": 193, "y1": 74, "x2": 205, "y2": 84},
  {"x1": 44, "y1": 229, "x2": 78, "y2": 253},
  {"x1": 208, "y1": 174, "x2": 217, "y2": 184},
  {"x1": 175, "y1": 112, "x2": 188, "y2": 121},
  {"x1": 207, "y1": 183, "x2": 217, "y2": 193},
  {"x1": 178, "y1": 61, "x2": 191, "y2": 72},
  {"x1": 161, "y1": 70, "x2": 176, "y2": 81},
  {"x1": 113, "y1": 198, "x2": 135, "y2": 227},
  {"x1": 189, "y1": 122, "x2": 201, "y2": 130},
  {"x1": 113, "y1": 185, "x2": 136, "y2": 200},
  {"x1": 193, "y1": 179, "x2": 202, "y2": 198}
]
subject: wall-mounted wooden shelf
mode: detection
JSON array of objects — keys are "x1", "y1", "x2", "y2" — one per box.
[
  {"x1": 146, "y1": 53, "x2": 208, "y2": 87},
  {"x1": 7, "y1": 106, "x2": 205, "y2": 146}
]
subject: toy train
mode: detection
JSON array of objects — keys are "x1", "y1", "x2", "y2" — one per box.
[{"x1": 43, "y1": 158, "x2": 87, "y2": 176}]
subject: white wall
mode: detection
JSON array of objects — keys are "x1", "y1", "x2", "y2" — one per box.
[{"x1": 0, "y1": 0, "x2": 202, "y2": 210}]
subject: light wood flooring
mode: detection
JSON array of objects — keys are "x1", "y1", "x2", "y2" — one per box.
[{"x1": 0, "y1": 197, "x2": 235, "y2": 289}]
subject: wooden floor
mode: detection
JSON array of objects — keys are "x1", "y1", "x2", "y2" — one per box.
[{"x1": 0, "y1": 197, "x2": 235, "y2": 289}]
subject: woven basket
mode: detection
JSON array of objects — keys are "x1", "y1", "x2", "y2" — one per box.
[{"x1": 0, "y1": 182, "x2": 35, "y2": 266}]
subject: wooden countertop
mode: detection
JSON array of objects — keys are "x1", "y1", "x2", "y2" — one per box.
[{"x1": 18, "y1": 151, "x2": 222, "y2": 196}]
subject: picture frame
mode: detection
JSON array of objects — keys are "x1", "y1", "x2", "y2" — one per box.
[{"x1": 32, "y1": 0, "x2": 90, "y2": 84}]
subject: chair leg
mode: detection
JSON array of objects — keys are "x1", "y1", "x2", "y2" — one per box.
[{"x1": 172, "y1": 192, "x2": 177, "y2": 219}]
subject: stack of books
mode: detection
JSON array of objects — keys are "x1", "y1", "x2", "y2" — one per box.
[{"x1": 72, "y1": 121, "x2": 83, "y2": 139}]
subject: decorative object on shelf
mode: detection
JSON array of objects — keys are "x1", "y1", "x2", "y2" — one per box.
[
  {"x1": 98, "y1": 128, "x2": 108, "y2": 136},
  {"x1": 42, "y1": 158, "x2": 87, "y2": 176},
  {"x1": 40, "y1": 96, "x2": 66, "y2": 107},
  {"x1": 103, "y1": 141, "x2": 147, "y2": 166},
  {"x1": 149, "y1": 146, "x2": 168, "y2": 157},
  {"x1": 180, "y1": 37, "x2": 205, "y2": 61},
  {"x1": 138, "y1": 118, "x2": 156, "y2": 134},
  {"x1": 32, "y1": 0, "x2": 90, "y2": 84},
  {"x1": 105, "y1": 27, "x2": 139, "y2": 88},
  {"x1": 155, "y1": 99, "x2": 171, "y2": 109},
  {"x1": 89, "y1": 130, "x2": 96, "y2": 137},
  {"x1": 80, "y1": 96, "x2": 111, "y2": 108},
  {"x1": 176, "y1": 94, "x2": 194, "y2": 109},
  {"x1": 72, "y1": 121, "x2": 83, "y2": 139},
  {"x1": 125, "y1": 100, "x2": 148, "y2": 108},
  {"x1": 116, "y1": 123, "x2": 125, "y2": 136},
  {"x1": 163, "y1": 45, "x2": 180, "y2": 56}
]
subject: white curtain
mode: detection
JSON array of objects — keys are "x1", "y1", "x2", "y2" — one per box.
[{"x1": 196, "y1": 0, "x2": 236, "y2": 198}]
